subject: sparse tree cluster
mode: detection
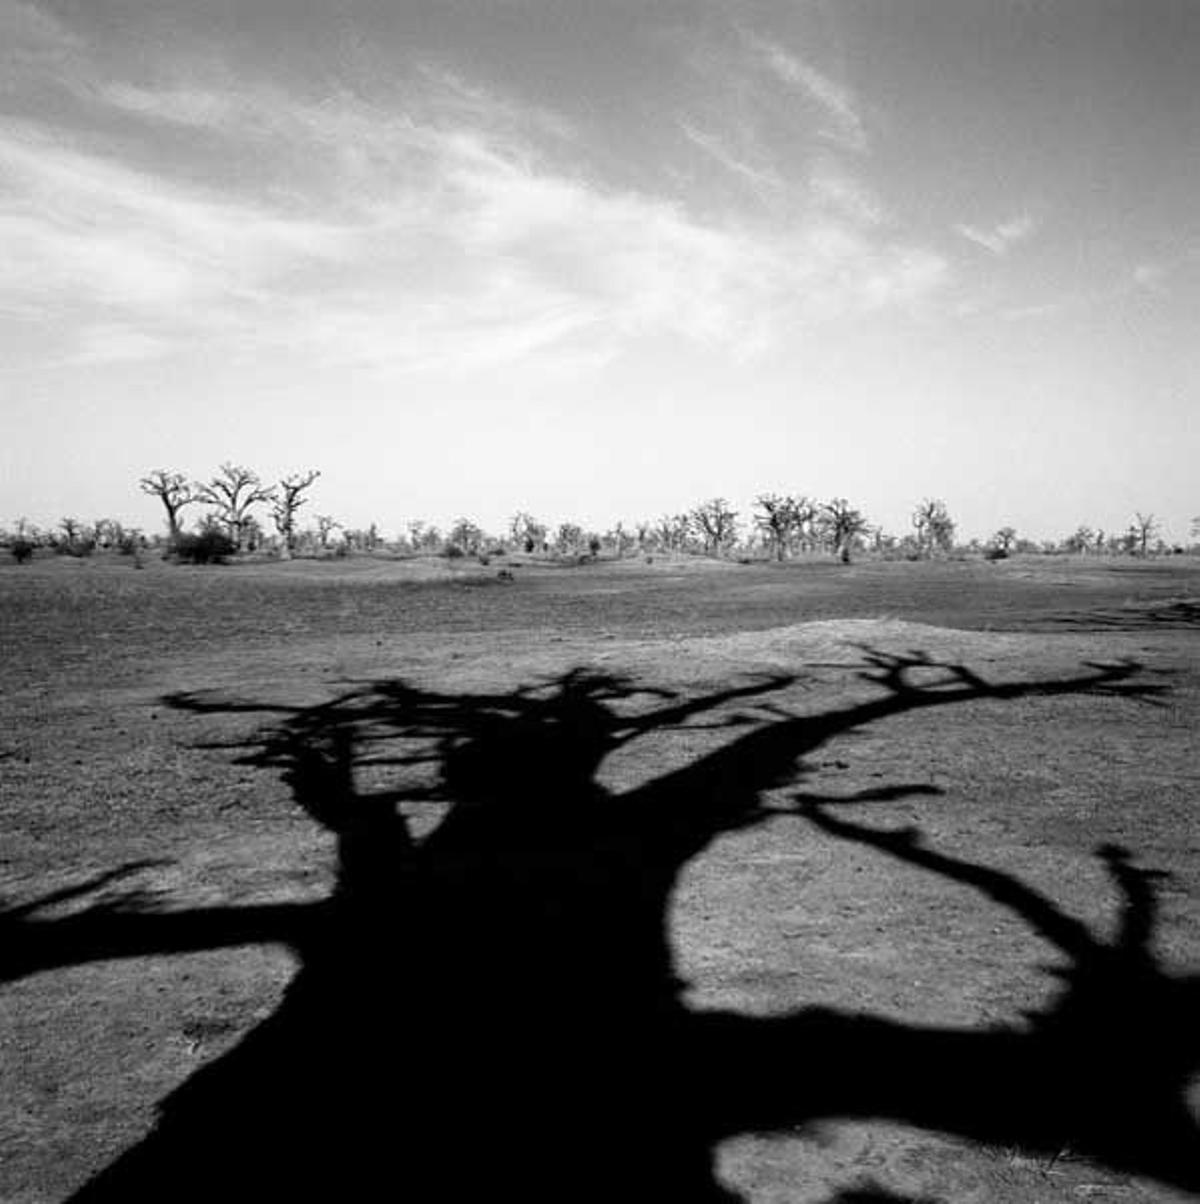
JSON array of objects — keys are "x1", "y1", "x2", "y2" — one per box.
[
  {"x1": 136, "y1": 464, "x2": 322, "y2": 558},
  {"x1": 7, "y1": 478, "x2": 1194, "y2": 569}
]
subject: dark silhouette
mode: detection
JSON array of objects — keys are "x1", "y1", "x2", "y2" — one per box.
[
  {"x1": 1, "y1": 651, "x2": 1194, "y2": 1201},
  {"x1": 1044, "y1": 598, "x2": 1200, "y2": 632}
]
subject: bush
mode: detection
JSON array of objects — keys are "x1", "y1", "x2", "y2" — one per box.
[
  {"x1": 444, "y1": 544, "x2": 465, "y2": 559},
  {"x1": 172, "y1": 530, "x2": 237, "y2": 564},
  {"x1": 983, "y1": 547, "x2": 1009, "y2": 561},
  {"x1": 9, "y1": 538, "x2": 35, "y2": 564},
  {"x1": 56, "y1": 539, "x2": 95, "y2": 558}
]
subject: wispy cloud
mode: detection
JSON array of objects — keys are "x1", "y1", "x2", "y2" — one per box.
[
  {"x1": 747, "y1": 35, "x2": 868, "y2": 154},
  {"x1": 678, "y1": 118, "x2": 782, "y2": 202},
  {"x1": 0, "y1": 35, "x2": 948, "y2": 375},
  {"x1": 807, "y1": 162, "x2": 888, "y2": 227},
  {"x1": 955, "y1": 213, "x2": 1037, "y2": 256},
  {"x1": 0, "y1": 120, "x2": 353, "y2": 310}
]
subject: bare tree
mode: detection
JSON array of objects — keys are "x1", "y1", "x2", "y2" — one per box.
[
  {"x1": 271, "y1": 470, "x2": 321, "y2": 560},
  {"x1": 139, "y1": 469, "x2": 198, "y2": 545},
  {"x1": 654, "y1": 513, "x2": 692, "y2": 553},
  {"x1": 314, "y1": 515, "x2": 341, "y2": 550},
  {"x1": 691, "y1": 498, "x2": 738, "y2": 556},
  {"x1": 509, "y1": 512, "x2": 547, "y2": 554},
  {"x1": 992, "y1": 526, "x2": 1018, "y2": 555},
  {"x1": 606, "y1": 522, "x2": 635, "y2": 558},
  {"x1": 1062, "y1": 525, "x2": 1094, "y2": 554},
  {"x1": 197, "y1": 463, "x2": 274, "y2": 551},
  {"x1": 754, "y1": 493, "x2": 816, "y2": 561},
  {"x1": 448, "y1": 518, "x2": 485, "y2": 556},
  {"x1": 57, "y1": 517, "x2": 88, "y2": 551},
  {"x1": 755, "y1": 494, "x2": 793, "y2": 561},
  {"x1": 555, "y1": 523, "x2": 585, "y2": 555},
  {"x1": 817, "y1": 498, "x2": 869, "y2": 563},
  {"x1": 1132, "y1": 512, "x2": 1158, "y2": 557},
  {"x1": 912, "y1": 498, "x2": 956, "y2": 557}
]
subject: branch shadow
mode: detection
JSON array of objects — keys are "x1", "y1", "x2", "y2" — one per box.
[
  {"x1": 1042, "y1": 598, "x2": 1200, "y2": 632},
  {"x1": 3, "y1": 652, "x2": 1194, "y2": 1201}
]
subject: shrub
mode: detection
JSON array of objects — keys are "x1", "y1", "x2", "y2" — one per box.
[
  {"x1": 444, "y1": 544, "x2": 465, "y2": 559},
  {"x1": 983, "y1": 546, "x2": 1008, "y2": 561},
  {"x1": 172, "y1": 530, "x2": 237, "y2": 564},
  {"x1": 9, "y1": 538, "x2": 35, "y2": 564}
]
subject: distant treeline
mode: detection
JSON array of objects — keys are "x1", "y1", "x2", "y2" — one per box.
[{"x1": 1, "y1": 465, "x2": 1195, "y2": 564}]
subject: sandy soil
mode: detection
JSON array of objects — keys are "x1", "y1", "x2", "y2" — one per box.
[{"x1": 1, "y1": 554, "x2": 1197, "y2": 1201}]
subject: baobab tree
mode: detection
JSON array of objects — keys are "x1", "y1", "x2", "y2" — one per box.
[
  {"x1": 654, "y1": 514, "x2": 692, "y2": 553},
  {"x1": 754, "y1": 494, "x2": 797, "y2": 561},
  {"x1": 314, "y1": 515, "x2": 341, "y2": 550},
  {"x1": 754, "y1": 493, "x2": 816, "y2": 561},
  {"x1": 555, "y1": 523, "x2": 585, "y2": 555},
  {"x1": 1132, "y1": 512, "x2": 1158, "y2": 557},
  {"x1": 1064, "y1": 526, "x2": 1095, "y2": 555},
  {"x1": 197, "y1": 463, "x2": 274, "y2": 552},
  {"x1": 509, "y1": 512, "x2": 547, "y2": 554},
  {"x1": 991, "y1": 526, "x2": 1018, "y2": 555},
  {"x1": 912, "y1": 498, "x2": 956, "y2": 557},
  {"x1": 818, "y1": 498, "x2": 869, "y2": 563},
  {"x1": 139, "y1": 469, "x2": 198, "y2": 546},
  {"x1": 447, "y1": 518, "x2": 485, "y2": 556},
  {"x1": 691, "y1": 498, "x2": 738, "y2": 556},
  {"x1": 271, "y1": 470, "x2": 321, "y2": 560}
]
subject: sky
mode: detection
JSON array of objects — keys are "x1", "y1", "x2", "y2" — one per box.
[{"x1": 1, "y1": 0, "x2": 1198, "y2": 544}]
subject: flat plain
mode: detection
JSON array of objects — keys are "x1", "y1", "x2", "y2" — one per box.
[{"x1": 2, "y1": 553, "x2": 1198, "y2": 1202}]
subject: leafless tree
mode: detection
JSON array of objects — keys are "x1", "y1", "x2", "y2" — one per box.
[
  {"x1": 1063, "y1": 525, "x2": 1095, "y2": 554},
  {"x1": 314, "y1": 515, "x2": 341, "y2": 550},
  {"x1": 1132, "y1": 512, "x2": 1158, "y2": 557},
  {"x1": 271, "y1": 470, "x2": 320, "y2": 560},
  {"x1": 139, "y1": 469, "x2": 198, "y2": 545},
  {"x1": 606, "y1": 522, "x2": 635, "y2": 558},
  {"x1": 912, "y1": 498, "x2": 956, "y2": 557},
  {"x1": 991, "y1": 526, "x2": 1018, "y2": 555},
  {"x1": 196, "y1": 463, "x2": 274, "y2": 551},
  {"x1": 509, "y1": 512, "x2": 547, "y2": 554},
  {"x1": 555, "y1": 523, "x2": 585, "y2": 555},
  {"x1": 817, "y1": 498, "x2": 869, "y2": 563},
  {"x1": 691, "y1": 498, "x2": 738, "y2": 556},
  {"x1": 448, "y1": 518, "x2": 485, "y2": 556},
  {"x1": 755, "y1": 493, "x2": 815, "y2": 561},
  {"x1": 58, "y1": 517, "x2": 86, "y2": 547},
  {"x1": 653, "y1": 513, "x2": 691, "y2": 553}
]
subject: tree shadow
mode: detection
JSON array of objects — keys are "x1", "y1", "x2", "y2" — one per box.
[
  {"x1": 2, "y1": 652, "x2": 1195, "y2": 1201},
  {"x1": 1042, "y1": 598, "x2": 1200, "y2": 632}
]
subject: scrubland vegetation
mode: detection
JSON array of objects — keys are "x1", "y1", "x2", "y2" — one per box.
[{"x1": 2, "y1": 463, "x2": 1196, "y2": 567}]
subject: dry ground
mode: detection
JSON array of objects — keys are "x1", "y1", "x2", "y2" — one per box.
[{"x1": 1, "y1": 553, "x2": 1197, "y2": 1201}]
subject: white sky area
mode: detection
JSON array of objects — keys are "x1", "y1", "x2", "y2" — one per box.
[{"x1": 1, "y1": 1, "x2": 1198, "y2": 542}]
